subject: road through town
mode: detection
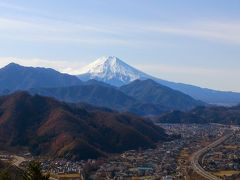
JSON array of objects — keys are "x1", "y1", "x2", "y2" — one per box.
[{"x1": 191, "y1": 133, "x2": 232, "y2": 180}]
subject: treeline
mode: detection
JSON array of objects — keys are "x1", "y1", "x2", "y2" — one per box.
[{"x1": 158, "y1": 106, "x2": 240, "y2": 124}]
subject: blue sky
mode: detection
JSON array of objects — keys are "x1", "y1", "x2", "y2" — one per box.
[{"x1": 0, "y1": 0, "x2": 240, "y2": 91}]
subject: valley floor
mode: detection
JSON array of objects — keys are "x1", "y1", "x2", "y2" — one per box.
[{"x1": 2, "y1": 124, "x2": 239, "y2": 180}]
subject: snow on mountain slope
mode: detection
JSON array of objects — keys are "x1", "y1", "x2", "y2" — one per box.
[
  {"x1": 78, "y1": 56, "x2": 150, "y2": 86},
  {"x1": 77, "y1": 56, "x2": 240, "y2": 105}
]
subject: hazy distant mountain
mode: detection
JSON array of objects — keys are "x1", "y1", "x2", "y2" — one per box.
[
  {"x1": 77, "y1": 56, "x2": 240, "y2": 105},
  {"x1": 29, "y1": 82, "x2": 167, "y2": 116},
  {"x1": 157, "y1": 105, "x2": 240, "y2": 125},
  {"x1": 120, "y1": 79, "x2": 204, "y2": 111},
  {"x1": 155, "y1": 80, "x2": 240, "y2": 106},
  {"x1": 0, "y1": 63, "x2": 81, "y2": 91},
  {"x1": 0, "y1": 62, "x2": 201, "y2": 115},
  {"x1": 0, "y1": 92, "x2": 168, "y2": 160}
]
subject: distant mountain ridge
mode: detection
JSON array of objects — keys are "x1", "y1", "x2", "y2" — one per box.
[
  {"x1": 29, "y1": 79, "x2": 204, "y2": 115},
  {"x1": 120, "y1": 79, "x2": 204, "y2": 111},
  {"x1": 1, "y1": 58, "x2": 240, "y2": 107},
  {"x1": 157, "y1": 105, "x2": 240, "y2": 125},
  {"x1": 78, "y1": 56, "x2": 240, "y2": 105},
  {"x1": 0, "y1": 63, "x2": 81, "y2": 91},
  {"x1": 0, "y1": 62, "x2": 203, "y2": 115},
  {"x1": 29, "y1": 83, "x2": 167, "y2": 116}
]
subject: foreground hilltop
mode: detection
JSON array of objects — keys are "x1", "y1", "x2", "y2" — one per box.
[{"x1": 0, "y1": 92, "x2": 168, "y2": 160}]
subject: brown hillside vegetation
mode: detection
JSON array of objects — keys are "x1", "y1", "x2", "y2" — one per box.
[{"x1": 0, "y1": 92, "x2": 168, "y2": 160}]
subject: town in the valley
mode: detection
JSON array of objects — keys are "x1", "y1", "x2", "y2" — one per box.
[{"x1": 1, "y1": 124, "x2": 239, "y2": 180}]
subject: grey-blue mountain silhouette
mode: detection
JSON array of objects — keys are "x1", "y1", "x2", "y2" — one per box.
[
  {"x1": 0, "y1": 63, "x2": 81, "y2": 91},
  {"x1": 29, "y1": 82, "x2": 167, "y2": 116},
  {"x1": 120, "y1": 79, "x2": 204, "y2": 111}
]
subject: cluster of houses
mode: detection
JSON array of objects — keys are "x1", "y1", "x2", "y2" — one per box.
[
  {"x1": 202, "y1": 132, "x2": 240, "y2": 177},
  {"x1": 93, "y1": 140, "x2": 182, "y2": 180}
]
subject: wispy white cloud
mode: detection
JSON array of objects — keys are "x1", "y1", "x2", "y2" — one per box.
[
  {"x1": 122, "y1": 20, "x2": 240, "y2": 44},
  {"x1": 0, "y1": 1, "x2": 58, "y2": 20},
  {"x1": 0, "y1": 17, "x2": 143, "y2": 46},
  {"x1": 167, "y1": 23, "x2": 240, "y2": 44},
  {"x1": 1, "y1": 1, "x2": 240, "y2": 46},
  {"x1": 1, "y1": 15, "x2": 240, "y2": 46},
  {"x1": 0, "y1": 2, "x2": 30, "y2": 12}
]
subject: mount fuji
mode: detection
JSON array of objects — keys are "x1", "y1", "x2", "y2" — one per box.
[
  {"x1": 77, "y1": 56, "x2": 150, "y2": 86},
  {"x1": 78, "y1": 56, "x2": 240, "y2": 105}
]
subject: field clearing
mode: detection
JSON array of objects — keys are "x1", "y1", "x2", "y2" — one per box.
[
  {"x1": 51, "y1": 173, "x2": 81, "y2": 180},
  {"x1": 224, "y1": 145, "x2": 239, "y2": 150},
  {"x1": 179, "y1": 148, "x2": 190, "y2": 158},
  {"x1": 213, "y1": 170, "x2": 240, "y2": 177},
  {"x1": 130, "y1": 176, "x2": 155, "y2": 180}
]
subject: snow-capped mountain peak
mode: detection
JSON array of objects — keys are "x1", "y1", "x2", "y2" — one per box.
[
  {"x1": 78, "y1": 56, "x2": 150, "y2": 86},
  {"x1": 79, "y1": 56, "x2": 124, "y2": 74}
]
